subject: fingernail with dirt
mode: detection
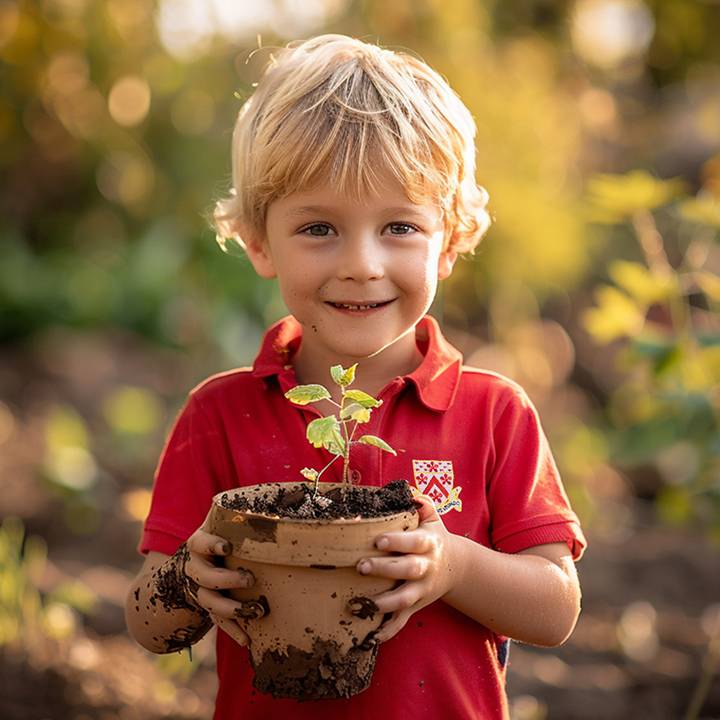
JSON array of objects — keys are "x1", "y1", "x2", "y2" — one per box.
[
  {"x1": 347, "y1": 596, "x2": 379, "y2": 619},
  {"x1": 238, "y1": 569, "x2": 255, "y2": 587},
  {"x1": 234, "y1": 599, "x2": 267, "y2": 620},
  {"x1": 214, "y1": 540, "x2": 230, "y2": 555}
]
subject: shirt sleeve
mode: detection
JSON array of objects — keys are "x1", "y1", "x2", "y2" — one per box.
[
  {"x1": 487, "y1": 388, "x2": 586, "y2": 560},
  {"x1": 139, "y1": 393, "x2": 231, "y2": 556}
]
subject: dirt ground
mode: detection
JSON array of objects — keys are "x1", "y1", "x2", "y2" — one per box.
[{"x1": 1, "y1": 328, "x2": 719, "y2": 719}]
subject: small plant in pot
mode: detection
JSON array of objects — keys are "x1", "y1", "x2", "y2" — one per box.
[{"x1": 205, "y1": 363, "x2": 419, "y2": 700}]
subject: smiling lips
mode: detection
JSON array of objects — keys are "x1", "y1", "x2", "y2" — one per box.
[{"x1": 326, "y1": 299, "x2": 395, "y2": 311}]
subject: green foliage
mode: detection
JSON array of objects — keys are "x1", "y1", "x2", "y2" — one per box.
[
  {"x1": 331, "y1": 364, "x2": 357, "y2": 387},
  {"x1": 284, "y1": 364, "x2": 394, "y2": 492},
  {"x1": 344, "y1": 390, "x2": 382, "y2": 408},
  {"x1": 0, "y1": 517, "x2": 95, "y2": 649},
  {"x1": 358, "y1": 435, "x2": 397, "y2": 455},
  {"x1": 284, "y1": 385, "x2": 332, "y2": 405},
  {"x1": 306, "y1": 416, "x2": 346, "y2": 455},
  {"x1": 583, "y1": 169, "x2": 720, "y2": 528},
  {"x1": 340, "y1": 402, "x2": 371, "y2": 424}
]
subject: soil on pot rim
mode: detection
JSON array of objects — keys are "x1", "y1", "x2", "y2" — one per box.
[{"x1": 219, "y1": 479, "x2": 418, "y2": 520}]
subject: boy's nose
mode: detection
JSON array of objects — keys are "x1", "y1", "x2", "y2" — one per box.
[{"x1": 336, "y1": 236, "x2": 385, "y2": 281}]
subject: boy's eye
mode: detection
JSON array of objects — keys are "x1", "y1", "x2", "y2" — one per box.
[
  {"x1": 301, "y1": 223, "x2": 333, "y2": 236},
  {"x1": 387, "y1": 223, "x2": 417, "y2": 235}
]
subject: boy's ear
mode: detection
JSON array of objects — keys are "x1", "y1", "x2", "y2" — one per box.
[
  {"x1": 437, "y1": 249, "x2": 458, "y2": 280},
  {"x1": 241, "y1": 224, "x2": 276, "y2": 279}
]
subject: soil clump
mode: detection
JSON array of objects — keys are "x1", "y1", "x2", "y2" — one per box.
[
  {"x1": 251, "y1": 636, "x2": 379, "y2": 699},
  {"x1": 219, "y1": 479, "x2": 417, "y2": 520}
]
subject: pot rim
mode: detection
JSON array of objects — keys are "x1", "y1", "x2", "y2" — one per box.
[{"x1": 212, "y1": 481, "x2": 419, "y2": 526}]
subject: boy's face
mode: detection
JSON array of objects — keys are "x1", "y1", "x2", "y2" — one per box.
[{"x1": 244, "y1": 173, "x2": 457, "y2": 366}]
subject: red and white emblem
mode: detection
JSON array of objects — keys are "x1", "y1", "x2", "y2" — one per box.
[{"x1": 411, "y1": 460, "x2": 462, "y2": 515}]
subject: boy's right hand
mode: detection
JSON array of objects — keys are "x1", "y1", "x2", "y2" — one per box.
[{"x1": 185, "y1": 527, "x2": 255, "y2": 647}]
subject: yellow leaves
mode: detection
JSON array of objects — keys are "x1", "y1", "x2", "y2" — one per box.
[
  {"x1": 679, "y1": 196, "x2": 720, "y2": 228},
  {"x1": 586, "y1": 170, "x2": 687, "y2": 221},
  {"x1": 583, "y1": 262, "x2": 681, "y2": 344},
  {"x1": 609, "y1": 261, "x2": 677, "y2": 305},
  {"x1": 679, "y1": 345, "x2": 720, "y2": 391},
  {"x1": 582, "y1": 285, "x2": 645, "y2": 343}
]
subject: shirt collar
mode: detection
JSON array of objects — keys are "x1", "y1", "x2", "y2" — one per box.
[{"x1": 251, "y1": 315, "x2": 463, "y2": 412}]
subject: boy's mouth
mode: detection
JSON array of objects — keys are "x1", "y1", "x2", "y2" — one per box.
[{"x1": 325, "y1": 299, "x2": 395, "y2": 312}]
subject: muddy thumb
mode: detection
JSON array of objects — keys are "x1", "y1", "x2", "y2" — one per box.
[{"x1": 414, "y1": 494, "x2": 441, "y2": 524}]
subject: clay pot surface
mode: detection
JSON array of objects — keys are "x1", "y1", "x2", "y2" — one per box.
[{"x1": 205, "y1": 482, "x2": 419, "y2": 700}]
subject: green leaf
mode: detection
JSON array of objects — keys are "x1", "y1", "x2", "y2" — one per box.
[
  {"x1": 307, "y1": 416, "x2": 346, "y2": 455},
  {"x1": 611, "y1": 417, "x2": 681, "y2": 465},
  {"x1": 284, "y1": 384, "x2": 331, "y2": 405},
  {"x1": 344, "y1": 390, "x2": 382, "y2": 408},
  {"x1": 330, "y1": 364, "x2": 357, "y2": 387},
  {"x1": 340, "y1": 402, "x2": 371, "y2": 424},
  {"x1": 357, "y1": 435, "x2": 396, "y2": 455},
  {"x1": 300, "y1": 467, "x2": 319, "y2": 481}
]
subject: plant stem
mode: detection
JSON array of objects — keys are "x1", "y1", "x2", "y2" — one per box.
[
  {"x1": 313, "y1": 454, "x2": 342, "y2": 495},
  {"x1": 338, "y1": 386, "x2": 351, "y2": 486},
  {"x1": 632, "y1": 209, "x2": 692, "y2": 342}
]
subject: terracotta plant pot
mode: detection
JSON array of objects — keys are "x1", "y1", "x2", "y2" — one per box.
[{"x1": 205, "y1": 481, "x2": 419, "y2": 700}]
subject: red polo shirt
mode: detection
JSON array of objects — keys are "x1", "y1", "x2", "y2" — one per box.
[{"x1": 141, "y1": 314, "x2": 586, "y2": 720}]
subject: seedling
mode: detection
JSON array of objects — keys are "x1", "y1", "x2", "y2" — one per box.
[{"x1": 284, "y1": 363, "x2": 396, "y2": 493}]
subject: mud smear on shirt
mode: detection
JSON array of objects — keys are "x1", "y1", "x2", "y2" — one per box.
[
  {"x1": 251, "y1": 634, "x2": 380, "y2": 700},
  {"x1": 219, "y1": 479, "x2": 417, "y2": 520}
]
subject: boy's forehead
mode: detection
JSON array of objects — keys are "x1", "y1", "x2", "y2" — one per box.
[{"x1": 273, "y1": 180, "x2": 442, "y2": 220}]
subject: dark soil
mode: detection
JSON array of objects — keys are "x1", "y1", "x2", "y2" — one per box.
[
  {"x1": 219, "y1": 479, "x2": 418, "y2": 520},
  {"x1": 252, "y1": 636, "x2": 379, "y2": 700}
]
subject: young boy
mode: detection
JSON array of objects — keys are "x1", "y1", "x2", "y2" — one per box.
[{"x1": 126, "y1": 34, "x2": 585, "y2": 719}]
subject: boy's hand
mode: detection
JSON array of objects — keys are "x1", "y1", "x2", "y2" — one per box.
[
  {"x1": 356, "y1": 495, "x2": 462, "y2": 643},
  {"x1": 185, "y1": 527, "x2": 256, "y2": 646}
]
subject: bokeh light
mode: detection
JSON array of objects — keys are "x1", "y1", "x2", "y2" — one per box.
[
  {"x1": 571, "y1": 0, "x2": 655, "y2": 69},
  {"x1": 108, "y1": 76, "x2": 152, "y2": 128}
]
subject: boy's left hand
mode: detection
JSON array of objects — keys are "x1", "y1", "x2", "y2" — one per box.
[{"x1": 356, "y1": 494, "x2": 461, "y2": 643}]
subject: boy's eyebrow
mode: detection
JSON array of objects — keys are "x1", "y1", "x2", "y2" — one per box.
[{"x1": 283, "y1": 205, "x2": 436, "y2": 220}]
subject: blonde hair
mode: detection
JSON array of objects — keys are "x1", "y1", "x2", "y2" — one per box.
[{"x1": 211, "y1": 34, "x2": 490, "y2": 254}]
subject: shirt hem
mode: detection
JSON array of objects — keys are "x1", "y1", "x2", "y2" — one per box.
[{"x1": 493, "y1": 519, "x2": 586, "y2": 560}]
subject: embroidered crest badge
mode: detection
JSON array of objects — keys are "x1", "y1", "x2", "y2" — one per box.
[{"x1": 411, "y1": 460, "x2": 462, "y2": 515}]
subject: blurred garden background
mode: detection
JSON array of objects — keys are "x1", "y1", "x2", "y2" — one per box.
[{"x1": 1, "y1": 0, "x2": 719, "y2": 718}]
